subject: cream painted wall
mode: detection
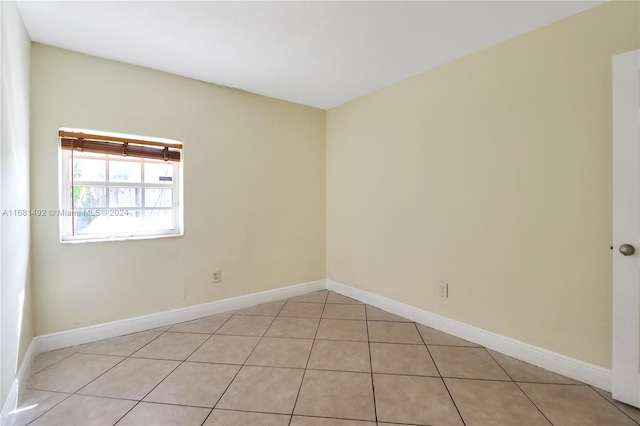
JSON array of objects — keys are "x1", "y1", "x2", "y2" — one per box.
[
  {"x1": 327, "y1": 1, "x2": 639, "y2": 369},
  {"x1": 31, "y1": 45, "x2": 325, "y2": 335},
  {"x1": 0, "y1": 0, "x2": 32, "y2": 407}
]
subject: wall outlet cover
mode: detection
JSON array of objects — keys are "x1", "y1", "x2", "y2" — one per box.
[{"x1": 439, "y1": 282, "x2": 448, "y2": 298}]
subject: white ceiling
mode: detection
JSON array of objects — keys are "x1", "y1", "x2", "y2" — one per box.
[{"x1": 17, "y1": 1, "x2": 605, "y2": 110}]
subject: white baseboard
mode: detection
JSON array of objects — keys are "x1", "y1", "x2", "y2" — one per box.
[
  {"x1": 1, "y1": 340, "x2": 35, "y2": 426},
  {"x1": 28, "y1": 277, "x2": 611, "y2": 393},
  {"x1": 327, "y1": 279, "x2": 612, "y2": 391},
  {"x1": 34, "y1": 279, "x2": 326, "y2": 354}
]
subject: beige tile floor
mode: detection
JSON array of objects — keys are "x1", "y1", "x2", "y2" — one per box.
[{"x1": 10, "y1": 290, "x2": 640, "y2": 426}]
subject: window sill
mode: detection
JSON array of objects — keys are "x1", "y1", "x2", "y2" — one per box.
[{"x1": 60, "y1": 231, "x2": 183, "y2": 244}]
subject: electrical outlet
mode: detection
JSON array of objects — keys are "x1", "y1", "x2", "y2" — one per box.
[
  {"x1": 212, "y1": 270, "x2": 221, "y2": 283},
  {"x1": 439, "y1": 282, "x2": 448, "y2": 298}
]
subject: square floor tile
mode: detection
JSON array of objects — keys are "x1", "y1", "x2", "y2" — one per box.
[
  {"x1": 429, "y1": 346, "x2": 511, "y2": 380},
  {"x1": 417, "y1": 324, "x2": 480, "y2": 347},
  {"x1": 116, "y1": 402, "x2": 210, "y2": 426},
  {"x1": 289, "y1": 291, "x2": 328, "y2": 303},
  {"x1": 316, "y1": 319, "x2": 368, "y2": 341},
  {"x1": 215, "y1": 315, "x2": 274, "y2": 336},
  {"x1": 265, "y1": 317, "x2": 320, "y2": 339},
  {"x1": 9, "y1": 389, "x2": 70, "y2": 426},
  {"x1": 592, "y1": 387, "x2": 640, "y2": 423},
  {"x1": 145, "y1": 362, "x2": 239, "y2": 407},
  {"x1": 307, "y1": 340, "x2": 371, "y2": 372},
  {"x1": 365, "y1": 305, "x2": 410, "y2": 322},
  {"x1": 30, "y1": 395, "x2": 135, "y2": 426},
  {"x1": 322, "y1": 304, "x2": 366, "y2": 320},
  {"x1": 279, "y1": 302, "x2": 325, "y2": 318},
  {"x1": 169, "y1": 314, "x2": 231, "y2": 334},
  {"x1": 368, "y1": 321, "x2": 422, "y2": 344},
  {"x1": 488, "y1": 349, "x2": 580, "y2": 384},
  {"x1": 187, "y1": 335, "x2": 260, "y2": 364},
  {"x1": 520, "y1": 383, "x2": 637, "y2": 425},
  {"x1": 30, "y1": 344, "x2": 90, "y2": 375},
  {"x1": 236, "y1": 300, "x2": 287, "y2": 316},
  {"x1": 446, "y1": 378, "x2": 550, "y2": 425},
  {"x1": 326, "y1": 293, "x2": 362, "y2": 304},
  {"x1": 294, "y1": 370, "x2": 375, "y2": 421},
  {"x1": 245, "y1": 337, "x2": 313, "y2": 368},
  {"x1": 28, "y1": 353, "x2": 124, "y2": 393},
  {"x1": 370, "y1": 343, "x2": 438, "y2": 376},
  {"x1": 217, "y1": 366, "x2": 304, "y2": 414},
  {"x1": 78, "y1": 358, "x2": 179, "y2": 400},
  {"x1": 132, "y1": 332, "x2": 208, "y2": 360},
  {"x1": 80, "y1": 331, "x2": 162, "y2": 357},
  {"x1": 204, "y1": 409, "x2": 290, "y2": 426},
  {"x1": 291, "y1": 416, "x2": 376, "y2": 426},
  {"x1": 374, "y1": 374, "x2": 463, "y2": 425}
]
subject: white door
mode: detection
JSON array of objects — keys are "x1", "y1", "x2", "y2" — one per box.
[{"x1": 612, "y1": 48, "x2": 640, "y2": 408}]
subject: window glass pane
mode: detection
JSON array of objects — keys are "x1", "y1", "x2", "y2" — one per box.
[
  {"x1": 145, "y1": 188, "x2": 173, "y2": 208},
  {"x1": 144, "y1": 162, "x2": 174, "y2": 184},
  {"x1": 75, "y1": 214, "x2": 103, "y2": 235},
  {"x1": 78, "y1": 210, "x2": 140, "y2": 235},
  {"x1": 142, "y1": 210, "x2": 173, "y2": 231},
  {"x1": 73, "y1": 152, "x2": 104, "y2": 158},
  {"x1": 109, "y1": 160, "x2": 141, "y2": 183},
  {"x1": 72, "y1": 158, "x2": 105, "y2": 182},
  {"x1": 74, "y1": 209, "x2": 107, "y2": 235},
  {"x1": 110, "y1": 210, "x2": 142, "y2": 233},
  {"x1": 71, "y1": 186, "x2": 106, "y2": 209},
  {"x1": 109, "y1": 187, "x2": 142, "y2": 207},
  {"x1": 71, "y1": 209, "x2": 174, "y2": 236}
]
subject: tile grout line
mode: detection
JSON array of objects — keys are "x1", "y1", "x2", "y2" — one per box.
[
  {"x1": 415, "y1": 321, "x2": 467, "y2": 426},
  {"x1": 108, "y1": 314, "x2": 235, "y2": 426},
  {"x1": 288, "y1": 291, "x2": 328, "y2": 426},
  {"x1": 22, "y1": 391, "x2": 72, "y2": 426},
  {"x1": 28, "y1": 343, "x2": 89, "y2": 377},
  {"x1": 364, "y1": 306, "x2": 378, "y2": 424},
  {"x1": 25, "y1": 300, "x2": 460, "y2": 425},
  {"x1": 159, "y1": 330, "x2": 488, "y2": 347},
  {"x1": 42, "y1": 355, "x2": 135, "y2": 423},
  {"x1": 201, "y1": 298, "x2": 291, "y2": 426},
  {"x1": 197, "y1": 355, "x2": 244, "y2": 426},
  {"x1": 589, "y1": 386, "x2": 640, "y2": 426},
  {"x1": 24, "y1": 329, "x2": 176, "y2": 426},
  {"x1": 484, "y1": 348, "x2": 554, "y2": 426},
  {"x1": 24, "y1": 293, "x2": 630, "y2": 425}
]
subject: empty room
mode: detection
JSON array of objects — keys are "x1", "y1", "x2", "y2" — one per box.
[{"x1": 1, "y1": 0, "x2": 640, "y2": 425}]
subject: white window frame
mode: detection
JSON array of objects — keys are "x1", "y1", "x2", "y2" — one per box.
[{"x1": 58, "y1": 132, "x2": 184, "y2": 243}]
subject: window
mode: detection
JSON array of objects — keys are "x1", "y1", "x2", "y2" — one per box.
[{"x1": 59, "y1": 129, "x2": 183, "y2": 242}]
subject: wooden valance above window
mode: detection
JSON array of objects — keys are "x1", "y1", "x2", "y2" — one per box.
[{"x1": 59, "y1": 130, "x2": 182, "y2": 162}]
